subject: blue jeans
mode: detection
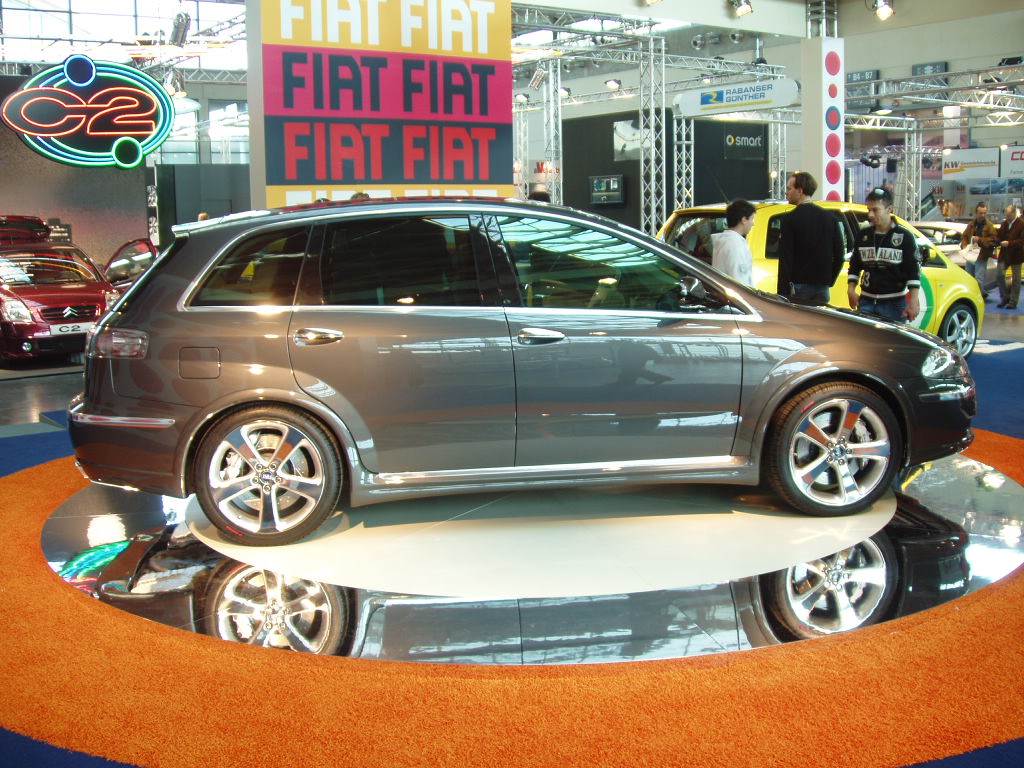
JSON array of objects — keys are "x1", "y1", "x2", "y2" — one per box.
[
  {"x1": 858, "y1": 295, "x2": 907, "y2": 323},
  {"x1": 789, "y1": 283, "x2": 830, "y2": 306}
]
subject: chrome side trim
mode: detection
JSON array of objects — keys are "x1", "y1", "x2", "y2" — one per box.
[
  {"x1": 352, "y1": 455, "x2": 755, "y2": 504},
  {"x1": 70, "y1": 412, "x2": 175, "y2": 428}
]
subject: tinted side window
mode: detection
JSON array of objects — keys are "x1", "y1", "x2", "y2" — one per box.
[
  {"x1": 495, "y1": 215, "x2": 728, "y2": 313},
  {"x1": 320, "y1": 216, "x2": 481, "y2": 307},
  {"x1": 191, "y1": 226, "x2": 309, "y2": 307}
]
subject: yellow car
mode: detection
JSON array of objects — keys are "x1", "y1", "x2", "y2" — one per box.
[{"x1": 659, "y1": 201, "x2": 984, "y2": 356}]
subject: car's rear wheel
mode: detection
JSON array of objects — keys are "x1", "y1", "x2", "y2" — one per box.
[
  {"x1": 194, "y1": 406, "x2": 342, "y2": 546},
  {"x1": 766, "y1": 383, "x2": 902, "y2": 517},
  {"x1": 938, "y1": 302, "x2": 977, "y2": 357},
  {"x1": 761, "y1": 532, "x2": 897, "y2": 640},
  {"x1": 201, "y1": 559, "x2": 351, "y2": 654}
]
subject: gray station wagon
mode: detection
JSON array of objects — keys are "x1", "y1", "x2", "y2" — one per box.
[{"x1": 69, "y1": 198, "x2": 976, "y2": 546}]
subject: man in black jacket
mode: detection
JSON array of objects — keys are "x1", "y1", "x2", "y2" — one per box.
[
  {"x1": 847, "y1": 187, "x2": 920, "y2": 322},
  {"x1": 776, "y1": 171, "x2": 845, "y2": 305}
]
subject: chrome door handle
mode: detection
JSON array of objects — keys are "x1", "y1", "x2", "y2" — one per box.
[
  {"x1": 293, "y1": 328, "x2": 345, "y2": 346},
  {"x1": 517, "y1": 327, "x2": 566, "y2": 345}
]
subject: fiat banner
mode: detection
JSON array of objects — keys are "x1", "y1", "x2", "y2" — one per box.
[{"x1": 252, "y1": 0, "x2": 514, "y2": 206}]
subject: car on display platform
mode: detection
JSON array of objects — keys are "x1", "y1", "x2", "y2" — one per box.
[
  {"x1": 69, "y1": 198, "x2": 976, "y2": 547},
  {"x1": 0, "y1": 215, "x2": 119, "y2": 365},
  {"x1": 659, "y1": 201, "x2": 985, "y2": 357}
]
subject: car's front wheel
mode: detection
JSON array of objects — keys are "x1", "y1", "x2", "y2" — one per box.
[
  {"x1": 194, "y1": 406, "x2": 343, "y2": 546},
  {"x1": 766, "y1": 383, "x2": 902, "y2": 516},
  {"x1": 761, "y1": 532, "x2": 897, "y2": 640},
  {"x1": 939, "y1": 302, "x2": 977, "y2": 357}
]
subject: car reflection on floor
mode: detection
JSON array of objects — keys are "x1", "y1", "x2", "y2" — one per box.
[{"x1": 55, "y1": 493, "x2": 970, "y2": 665}]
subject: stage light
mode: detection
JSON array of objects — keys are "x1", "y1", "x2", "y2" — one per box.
[
  {"x1": 604, "y1": 79, "x2": 622, "y2": 90},
  {"x1": 871, "y1": 0, "x2": 894, "y2": 21},
  {"x1": 515, "y1": 93, "x2": 530, "y2": 103},
  {"x1": 731, "y1": 0, "x2": 753, "y2": 17},
  {"x1": 558, "y1": 87, "x2": 572, "y2": 99},
  {"x1": 168, "y1": 12, "x2": 191, "y2": 46}
]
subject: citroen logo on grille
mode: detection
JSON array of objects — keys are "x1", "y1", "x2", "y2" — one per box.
[{"x1": 62, "y1": 306, "x2": 79, "y2": 319}]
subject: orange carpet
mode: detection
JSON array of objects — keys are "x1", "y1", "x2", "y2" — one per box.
[{"x1": 1, "y1": 432, "x2": 1022, "y2": 768}]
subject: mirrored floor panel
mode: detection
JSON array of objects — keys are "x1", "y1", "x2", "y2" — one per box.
[{"x1": 42, "y1": 454, "x2": 1024, "y2": 666}]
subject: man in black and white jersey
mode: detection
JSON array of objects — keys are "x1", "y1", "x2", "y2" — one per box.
[{"x1": 847, "y1": 187, "x2": 920, "y2": 323}]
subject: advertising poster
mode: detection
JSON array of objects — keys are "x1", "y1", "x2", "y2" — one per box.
[
  {"x1": 255, "y1": 0, "x2": 514, "y2": 206},
  {"x1": 941, "y1": 147, "x2": 999, "y2": 181}
]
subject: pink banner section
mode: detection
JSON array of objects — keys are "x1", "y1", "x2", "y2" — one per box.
[{"x1": 263, "y1": 44, "x2": 512, "y2": 124}]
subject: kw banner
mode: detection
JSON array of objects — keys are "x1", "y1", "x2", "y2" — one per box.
[{"x1": 249, "y1": 0, "x2": 514, "y2": 207}]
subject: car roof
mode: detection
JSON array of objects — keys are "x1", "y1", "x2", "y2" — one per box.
[
  {"x1": 171, "y1": 197, "x2": 636, "y2": 237},
  {"x1": 0, "y1": 215, "x2": 50, "y2": 245}
]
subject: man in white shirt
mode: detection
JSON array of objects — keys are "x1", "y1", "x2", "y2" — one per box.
[{"x1": 711, "y1": 199, "x2": 756, "y2": 286}]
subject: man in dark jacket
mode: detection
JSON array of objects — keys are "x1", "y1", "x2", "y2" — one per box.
[
  {"x1": 960, "y1": 202, "x2": 998, "y2": 298},
  {"x1": 847, "y1": 187, "x2": 920, "y2": 322},
  {"x1": 776, "y1": 171, "x2": 845, "y2": 305},
  {"x1": 996, "y1": 204, "x2": 1024, "y2": 309}
]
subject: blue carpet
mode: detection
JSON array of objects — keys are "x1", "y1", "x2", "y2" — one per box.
[
  {"x1": 966, "y1": 340, "x2": 1024, "y2": 439},
  {"x1": 0, "y1": 730, "x2": 132, "y2": 767},
  {"x1": 911, "y1": 739, "x2": 1024, "y2": 767},
  {"x1": 0, "y1": 429, "x2": 73, "y2": 476}
]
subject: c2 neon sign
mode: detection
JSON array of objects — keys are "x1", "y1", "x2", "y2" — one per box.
[{"x1": 1, "y1": 55, "x2": 174, "y2": 169}]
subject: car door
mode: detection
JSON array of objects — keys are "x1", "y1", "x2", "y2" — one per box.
[
  {"x1": 288, "y1": 213, "x2": 516, "y2": 475},
  {"x1": 486, "y1": 212, "x2": 744, "y2": 467}
]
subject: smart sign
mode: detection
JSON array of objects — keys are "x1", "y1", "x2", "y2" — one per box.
[{"x1": 1, "y1": 55, "x2": 174, "y2": 169}]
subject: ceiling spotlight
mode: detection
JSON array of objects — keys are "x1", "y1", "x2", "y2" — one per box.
[
  {"x1": 604, "y1": 79, "x2": 622, "y2": 90},
  {"x1": 168, "y1": 11, "x2": 191, "y2": 46},
  {"x1": 729, "y1": 30, "x2": 745, "y2": 44},
  {"x1": 871, "y1": 0, "x2": 894, "y2": 21},
  {"x1": 731, "y1": 0, "x2": 753, "y2": 17}
]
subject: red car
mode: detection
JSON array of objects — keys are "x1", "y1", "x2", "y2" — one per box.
[{"x1": 0, "y1": 215, "x2": 118, "y2": 364}]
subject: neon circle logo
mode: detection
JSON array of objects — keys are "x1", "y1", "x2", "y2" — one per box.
[{"x1": 1, "y1": 55, "x2": 174, "y2": 169}]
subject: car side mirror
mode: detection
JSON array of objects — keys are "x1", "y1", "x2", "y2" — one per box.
[{"x1": 678, "y1": 276, "x2": 707, "y2": 302}]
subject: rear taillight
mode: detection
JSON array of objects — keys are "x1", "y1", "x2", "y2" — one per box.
[{"x1": 91, "y1": 327, "x2": 149, "y2": 358}]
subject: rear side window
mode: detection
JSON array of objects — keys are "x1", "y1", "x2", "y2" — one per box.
[
  {"x1": 319, "y1": 216, "x2": 482, "y2": 306},
  {"x1": 191, "y1": 226, "x2": 310, "y2": 307}
]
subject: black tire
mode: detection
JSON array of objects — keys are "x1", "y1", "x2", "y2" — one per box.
[
  {"x1": 766, "y1": 382, "x2": 902, "y2": 517},
  {"x1": 201, "y1": 559, "x2": 352, "y2": 655},
  {"x1": 194, "y1": 405, "x2": 342, "y2": 546},
  {"x1": 761, "y1": 532, "x2": 897, "y2": 640},
  {"x1": 938, "y1": 303, "x2": 977, "y2": 358}
]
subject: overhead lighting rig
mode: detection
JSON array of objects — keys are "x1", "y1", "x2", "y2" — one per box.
[
  {"x1": 731, "y1": 0, "x2": 753, "y2": 17},
  {"x1": 870, "y1": 0, "x2": 894, "y2": 21}
]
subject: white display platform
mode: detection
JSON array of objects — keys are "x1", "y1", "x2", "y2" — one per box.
[{"x1": 189, "y1": 483, "x2": 895, "y2": 599}]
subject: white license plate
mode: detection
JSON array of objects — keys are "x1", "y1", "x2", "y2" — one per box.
[{"x1": 48, "y1": 322, "x2": 95, "y2": 336}]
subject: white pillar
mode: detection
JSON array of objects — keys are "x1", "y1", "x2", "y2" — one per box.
[{"x1": 800, "y1": 37, "x2": 845, "y2": 201}]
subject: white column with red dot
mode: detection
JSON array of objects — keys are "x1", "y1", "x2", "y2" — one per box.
[{"x1": 800, "y1": 37, "x2": 845, "y2": 201}]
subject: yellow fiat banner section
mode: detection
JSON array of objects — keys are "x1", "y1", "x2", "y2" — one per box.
[{"x1": 262, "y1": 0, "x2": 511, "y2": 61}]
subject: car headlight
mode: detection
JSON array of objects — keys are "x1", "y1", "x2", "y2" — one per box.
[
  {"x1": 0, "y1": 296, "x2": 33, "y2": 323},
  {"x1": 921, "y1": 346, "x2": 961, "y2": 378}
]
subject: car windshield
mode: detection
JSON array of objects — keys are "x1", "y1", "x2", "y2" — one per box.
[{"x1": 0, "y1": 248, "x2": 101, "y2": 285}]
